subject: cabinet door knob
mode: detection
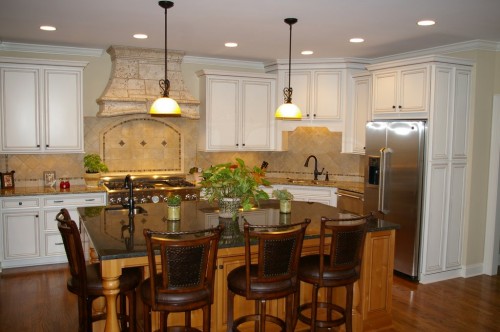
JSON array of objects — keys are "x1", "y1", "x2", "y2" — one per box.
[
  {"x1": 392, "y1": 105, "x2": 396, "y2": 109},
  {"x1": 236, "y1": 143, "x2": 239, "y2": 147},
  {"x1": 242, "y1": 143, "x2": 245, "y2": 147},
  {"x1": 46, "y1": 144, "x2": 49, "y2": 148},
  {"x1": 18, "y1": 202, "x2": 23, "y2": 205},
  {"x1": 398, "y1": 105, "x2": 402, "y2": 109}
]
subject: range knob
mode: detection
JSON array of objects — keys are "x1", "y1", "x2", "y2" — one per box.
[
  {"x1": 140, "y1": 197, "x2": 148, "y2": 203},
  {"x1": 109, "y1": 198, "x2": 116, "y2": 204},
  {"x1": 151, "y1": 196, "x2": 160, "y2": 204}
]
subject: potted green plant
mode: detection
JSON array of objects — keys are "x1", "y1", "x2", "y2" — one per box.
[
  {"x1": 166, "y1": 194, "x2": 181, "y2": 220},
  {"x1": 83, "y1": 153, "x2": 108, "y2": 187},
  {"x1": 272, "y1": 189, "x2": 294, "y2": 213},
  {"x1": 201, "y1": 158, "x2": 270, "y2": 218}
]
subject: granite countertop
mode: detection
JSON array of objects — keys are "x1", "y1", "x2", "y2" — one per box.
[
  {"x1": 80, "y1": 200, "x2": 398, "y2": 260},
  {"x1": 268, "y1": 177, "x2": 364, "y2": 194},
  {"x1": 0, "y1": 185, "x2": 107, "y2": 197}
]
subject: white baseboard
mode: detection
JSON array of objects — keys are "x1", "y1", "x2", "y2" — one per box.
[{"x1": 419, "y1": 269, "x2": 463, "y2": 284}]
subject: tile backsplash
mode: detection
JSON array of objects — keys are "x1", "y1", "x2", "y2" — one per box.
[{"x1": 1, "y1": 116, "x2": 364, "y2": 187}]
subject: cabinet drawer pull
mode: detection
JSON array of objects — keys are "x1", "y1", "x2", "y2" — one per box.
[
  {"x1": 55, "y1": 242, "x2": 64, "y2": 245},
  {"x1": 18, "y1": 202, "x2": 23, "y2": 206},
  {"x1": 53, "y1": 200, "x2": 64, "y2": 203},
  {"x1": 85, "y1": 199, "x2": 96, "y2": 202},
  {"x1": 336, "y1": 192, "x2": 364, "y2": 200}
]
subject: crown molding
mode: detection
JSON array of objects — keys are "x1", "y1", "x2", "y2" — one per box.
[
  {"x1": 182, "y1": 55, "x2": 264, "y2": 70},
  {"x1": 0, "y1": 41, "x2": 103, "y2": 57},
  {"x1": 371, "y1": 40, "x2": 500, "y2": 63}
]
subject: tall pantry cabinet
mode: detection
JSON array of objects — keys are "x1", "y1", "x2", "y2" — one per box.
[
  {"x1": 367, "y1": 55, "x2": 473, "y2": 283},
  {"x1": 0, "y1": 57, "x2": 87, "y2": 153}
]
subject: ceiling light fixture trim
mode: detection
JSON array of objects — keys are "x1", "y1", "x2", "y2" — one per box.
[
  {"x1": 149, "y1": 0, "x2": 181, "y2": 116},
  {"x1": 275, "y1": 17, "x2": 302, "y2": 120}
]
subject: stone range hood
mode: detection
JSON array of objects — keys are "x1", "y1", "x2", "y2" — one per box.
[{"x1": 97, "y1": 45, "x2": 200, "y2": 119}]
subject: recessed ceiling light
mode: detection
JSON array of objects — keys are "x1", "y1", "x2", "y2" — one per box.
[
  {"x1": 417, "y1": 20, "x2": 435, "y2": 26},
  {"x1": 225, "y1": 42, "x2": 238, "y2": 48},
  {"x1": 301, "y1": 50, "x2": 314, "y2": 55},
  {"x1": 350, "y1": 38, "x2": 364, "y2": 43},
  {"x1": 133, "y1": 34, "x2": 148, "y2": 39},
  {"x1": 40, "y1": 25, "x2": 56, "y2": 31}
]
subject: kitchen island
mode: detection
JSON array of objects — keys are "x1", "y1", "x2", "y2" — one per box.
[{"x1": 79, "y1": 200, "x2": 397, "y2": 332}]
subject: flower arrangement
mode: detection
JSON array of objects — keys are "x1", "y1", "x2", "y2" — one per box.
[{"x1": 201, "y1": 158, "x2": 270, "y2": 211}]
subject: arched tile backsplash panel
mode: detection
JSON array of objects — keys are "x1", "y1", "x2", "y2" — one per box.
[{"x1": 102, "y1": 117, "x2": 182, "y2": 173}]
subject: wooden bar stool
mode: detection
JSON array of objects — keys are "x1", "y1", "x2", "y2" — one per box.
[
  {"x1": 297, "y1": 214, "x2": 370, "y2": 332},
  {"x1": 227, "y1": 219, "x2": 310, "y2": 331},
  {"x1": 140, "y1": 226, "x2": 223, "y2": 332},
  {"x1": 56, "y1": 208, "x2": 142, "y2": 332}
]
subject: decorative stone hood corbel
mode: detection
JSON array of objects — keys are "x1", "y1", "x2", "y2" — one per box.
[{"x1": 97, "y1": 45, "x2": 200, "y2": 119}]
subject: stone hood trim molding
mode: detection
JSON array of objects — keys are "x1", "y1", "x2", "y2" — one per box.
[{"x1": 97, "y1": 45, "x2": 200, "y2": 119}]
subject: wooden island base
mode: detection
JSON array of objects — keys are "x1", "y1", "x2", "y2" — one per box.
[{"x1": 91, "y1": 228, "x2": 395, "y2": 331}]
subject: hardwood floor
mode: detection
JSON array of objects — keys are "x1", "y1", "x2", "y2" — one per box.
[{"x1": 1, "y1": 263, "x2": 499, "y2": 331}]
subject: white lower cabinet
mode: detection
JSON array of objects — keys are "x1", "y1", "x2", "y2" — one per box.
[
  {"x1": 0, "y1": 192, "x2": 106, "y2": 270},
  {"x1": 264, "y1": 184, "x2": 337, "y2": 207}
]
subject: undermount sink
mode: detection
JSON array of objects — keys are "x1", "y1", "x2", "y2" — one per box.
[
  {"x1": 287, "y1": 179, "x2": 319, "y2": 185},
  {"x1": 105, "y1": 205, "x2": 148, "y2": 215},
  {"x1": 286, "y1": 179, "x2": 335, "y2": 185}
]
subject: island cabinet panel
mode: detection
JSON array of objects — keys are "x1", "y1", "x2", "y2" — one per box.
[
  {"x1": 360, "y1": 229, "x2": 395, "y2": 331},
  {"x1": 0, "y1": 57, "x2": 87, "y2": 154}
]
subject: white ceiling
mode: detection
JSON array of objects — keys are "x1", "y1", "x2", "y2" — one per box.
[{"x1": 1, "y1": 0, "x2": 500, "y2": 62}]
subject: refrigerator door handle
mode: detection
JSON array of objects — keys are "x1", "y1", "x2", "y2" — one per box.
[{"x1": 378, "y1": 147, "x2": 392, "y2": 214}]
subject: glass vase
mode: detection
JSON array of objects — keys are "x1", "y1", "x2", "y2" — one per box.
[
  {"x1": 280, "y1": 199, "x2": 292, "y2": 213},
  {"x1": 167, "y1": 205, "x2": 180, "y2": 220},
  {"x1": 218, "y1": 198, "x2": 241, "y2": 218}
]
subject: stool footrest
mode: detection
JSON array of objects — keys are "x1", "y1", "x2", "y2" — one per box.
[
  {"x1": 298, "y1": 301, "x2": 346, "y2": 328},
  {"x1": 232, "y1": 313, "x2": 286, "y2": 331}
]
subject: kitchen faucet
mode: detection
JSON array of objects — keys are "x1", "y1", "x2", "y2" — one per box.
[
  {"x1": 123, "y1": 174, "x2": 135, "y2": 215},
  {"x1": 304, "y1": 155, "x2": 324, "y2": 181}
]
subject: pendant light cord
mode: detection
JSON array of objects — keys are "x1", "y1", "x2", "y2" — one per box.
[
  {"x1": 287, "y1": 22, "x2": 292, "y2": 92},
  {"x1": 163, "y1": 3, "x2": 169, "y2": 97}
]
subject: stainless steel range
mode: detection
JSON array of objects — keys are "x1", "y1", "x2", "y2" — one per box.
[{"x1": 102, "y1": 175, "x2": 200, "y2": 205}]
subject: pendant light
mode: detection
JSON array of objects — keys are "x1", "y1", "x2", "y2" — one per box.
[
  {"x1": 149, "y1": 1, "x2": 181, "y2": 115},
  {"x1": 275, "y1": 18, "x2": 302, "y2": 120}
]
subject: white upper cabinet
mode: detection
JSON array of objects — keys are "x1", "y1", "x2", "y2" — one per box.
[
  {"x1": 370, "y1": 64, "x2": 429, "y2": 118},
  {"x1": 343, "y1": 72, "x2": 371, "y2": 154},
  {"x1": 265, "y1": 60, "x2": 367, "y2": 133},
  {"x1": 0, "y1": 57, "x2": 86, "y2": 154},
  {"x1": 285, "y1": 70, "x2": 343, "y2": 120},
  {"x1": 197, "y1": 70, "x2": 276, "y2": 151}
]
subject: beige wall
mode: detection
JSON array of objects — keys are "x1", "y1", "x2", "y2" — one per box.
[{"x1": 448, "y1": 49, "x2": 500, "y2": 266}]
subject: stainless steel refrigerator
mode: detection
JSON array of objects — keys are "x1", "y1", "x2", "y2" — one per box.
[{"x1": 364, "y1": 120, "x2": 426, "y2": 280}]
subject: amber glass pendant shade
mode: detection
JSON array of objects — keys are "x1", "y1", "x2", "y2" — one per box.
[
  {"x1": 150, "y1": 96, "x2": 181, "y2": 115},
  {"x1": 275, "y1": 102, "x2": 302, "y2": 119}
]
